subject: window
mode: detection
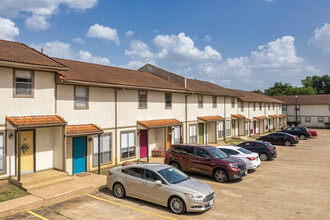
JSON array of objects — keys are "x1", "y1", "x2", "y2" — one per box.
[
  {"x1": 253, "y1": 102, "x2": 256, "y2": 111},
  {"x1": 165, "y1": 93, "x2": 172, "y2": 108},
  {"x1": 245, "y1": 122, "x2": 249, "y2": 135},
  {"x1": 268, "y1": 103, "x2": 270, "y2": 110},
  {"x1": 218, "y1": 121, "x2": 223, "y2": 138},
  {"x1": 212, "y1": 96, "x2": 217, "y2": 108},
  {"x1": 273, "y1": 103, "x2": 275, "y2": 110},
  {"x1": 226, "y1": 120, "x2": 231, "y2": 136},
  {"x1": 122, "y1": 168, "x2": 142, "y2": 178},
  {"x1": 14, "y1": 69, "x2": 33, "y2": 96},
  {"x1": 231, "y1": 97, "x2": 235, "y2": 108},
  {"x1": 174, "y1": 126, "x2": 181, "y2": 143},
  {"x1": 121, "y1": 131, "x2": 135, "y2": 159},
  {"x1": 305, "y1": 117, "x2": 311, "y2": 123},
  {"x1": 189, "y1": 125, "x2": 197, "y2": 143},
  {"x1": 138, "y1": 91, "x2": 147, "y2": 108},
  {"x1": 0, "y1": 133, "x2": 4, "y2": 173},
  {"x1": 93, "y1": 134, "x2": 111, "y2": 166},
  {"x1": 259, "y1": 103, "x2": 262, "y2": 110},
  {"x1": 182, "y1": 147, "x2": 194, "y2": 156},
  {"x1": 144, "y1": 169, "x2": 164, "y2": 183},
  {"x1": 282, "y1": 105, "x2": 287, "y2": 111},
  {"x1": 198, "y1": 95, "x2": 203, "y2": 108},
  {"x1": 318, "y1": 117, "x2": 324, "y2": 123},
  {"x1": 196, "y1": 148, "x2": 211, "y2": 159},
  {"x1": 75, "y1": 86, "x2": 88, "y2": 108},
  {"x1": 240, "y1": 102, "x2": 244, "y2": 112}
]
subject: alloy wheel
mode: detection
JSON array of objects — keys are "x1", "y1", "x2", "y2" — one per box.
[
  {"x1": 114, "y1": 183, "x2": 125, "y2": 198},
  {"x1": 214, "y1": 169, "x2": 228, "y2": 183},
  {"x1": 170, "y1": 197, "x2": 185, "y2": 214},
  {"x1": 170, "y1": 162, "x2": 181, "y2": 170},
  {"x1": 300, "y1": 135, "x2": 306, "y2": 140},
  {"x1": 285, "y1": 141, "x2": 291, "y2": 146},
  {"x1": 259, "y1": 153, "x2": 268, "y2": 161}
]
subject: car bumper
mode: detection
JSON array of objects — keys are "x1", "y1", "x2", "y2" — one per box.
[
  {"x1": 229, "y1": 168, "x2": 248, "y2": 180},
  {"x1": 185, "y1": 197, "x2": 215, "y2": 212},
  {"x1": 246, "y1": 159, "x2": 261, "y2": 169}
]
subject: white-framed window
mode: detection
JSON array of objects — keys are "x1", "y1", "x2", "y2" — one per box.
[
  {"x1": 305, "y1": 117, "x2": 311, "y2": 123},
  {"x1": 174, "y1": 126, "x2": 181, "y2": 143},
  {"x1": 0, "y1": 133, "x2": 4, "y2": 173},
  {"x1": 218, "y1": 121, "x2": 223, "y2": 138},
  {"x1": 259, "y1": 103, "x2": 262, "y2": 110},
  {"x1": 318, "y1": 117, "x2": 324, "y2": 123},
  {"x1": 268, "y1": 103, "x2": 270, "y2": 110},
  {"x1": 14, "y1": 69, "x2": 33, "y2": 96},
  {"x1": 212, "y1": 96, "x2": 217, "y2": 108},
  {"x1": 273, "y1": 103, "x2": 275, "y2": 110},
  {"x1": 231, "y1": 97, "x2": 235, "y2": 108},
  {"x1": 226, "y1": 120, "x2": 232, "y2": 136},
  {"x1": 282, "y1": 105, "x2": 287, "y2": 111},
  {"x1": 249, "y1": 122, "x2": 253, "y2": 135},
  {"x1": 189, "y1": 125, "x2": 197, "y2": 143},
  {"x1": 75, "y1": 86, "x2": 88, "y2": 108},
  {"x1": 253, "y1": 102, "x2": 256, "y2": 111},
  {"x1": 138, "y1": 91, "x2": 147, "y2": 108},
  {"x1": 121, "y1": 131, "x2": 135, "y2": 159},
  {"x1": 94, "y1": 134, "x2": 111, "y2": 166},
  {"x1": 165, "y1": 93, "x2": 172, "y2": 108},
  {"x1": 245, "y1": 122, "x2": 249, "y2": 135},
  {"x1": 198, "y1": 95, "x2": 203, "y2": 108},
  {"x1": 240, "y1": 102, "x2": 244, "y2": 112}
]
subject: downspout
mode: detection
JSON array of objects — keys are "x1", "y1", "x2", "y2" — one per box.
[{"x1": 114, "y1": 89, "x2": 119, "y2": 166}]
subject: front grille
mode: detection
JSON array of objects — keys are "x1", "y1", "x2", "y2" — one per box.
[
  {"x1": 238, "y1": 164, "x2": 246, "y2": 170},
  {"x1": 203, "y1": 192, "x2": 215, "y2": 202}
]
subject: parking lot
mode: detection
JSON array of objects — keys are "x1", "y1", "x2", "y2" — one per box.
[{"x1": 6, "y1": 130, "x2": 330, "y2": 220}]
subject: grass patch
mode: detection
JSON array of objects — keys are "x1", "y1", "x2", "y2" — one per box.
[
  {"x1": 90, "y1": 169, "x2": 108, "y2": 176},
  {"x1": 54, "y1": 211, "x2": 72, "y2": 220},
  {"x1": 0, "y1": 183, "x2": 28, "y2": 203},
  {"x1": 226, "y1": 138, "x2": 245, "y2": 145}
]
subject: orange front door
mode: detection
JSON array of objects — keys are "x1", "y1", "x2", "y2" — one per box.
[
  {"x1": 16, "y1": 130, "x2": 34, "y2": 174},
  {"x1": 166, "y1": 127, "x2": 171, "y2": 150}
]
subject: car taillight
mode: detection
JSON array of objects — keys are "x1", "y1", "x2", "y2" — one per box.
[
  {"x1": 165, "y1": 153, "x2": 168, "y2": 157},
  {"x1": 293, "y1": 137, "x2": 297, "y2": 139},
  {"x1": 268, "y1": 148, "x2": 273, "y2": 151},
  {"x1": 246, "y1": 157, "x2": 255, "y2": 161},
  {"x1": 306, "y1": 130, "x2": 310, "y2": 134},
  {"x1": 108, "y1": 171, "x2": 112, "y2": 175}
]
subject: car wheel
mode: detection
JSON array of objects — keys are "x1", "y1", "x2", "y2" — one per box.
[
  {"x1": 299, "y1": 135, "x2": 306, "y2": 140},
  {"x1": 259, "y1": 153, "x2": 269, "y2": 161},
  {"x1": 284, "y1": 140, "x2": 291, "y2": 146},
  {"x1": 214, "y1": 169, "x2": 229, "y2": 183},
  {"x1": 113, "y1": 183, "x2": 126, "y2": 198},
  {"x1": 169, "y1": 162, "x2": 181, "y2": 170},
  {"x1": 169, "y1": 196, "x2": 186, "y2": 214}
]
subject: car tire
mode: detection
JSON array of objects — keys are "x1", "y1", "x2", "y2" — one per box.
[
  {"x1": 169, "y1": 196, "x2": 186, "y2": 214},
  {"x1": 259, "y1": 153, "x2": 269, "y2": 161},
  {"x1": 299, "y1": 135, "x2": 306, "y2": 140},
  {"x1": 113, "y1": 183, "x2": 126, "y2": 199},
  {"x1": 214, "y1": 168, "x2": 229, "y2": 183},
  {"x1": 284, "y1": 140, "x2": 292, "y2": 146},
  {"x1": 169, "y1": 162, "x2": 181, "y2": 170}
]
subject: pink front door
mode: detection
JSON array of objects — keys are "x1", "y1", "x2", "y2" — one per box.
[{"x1": 140, "y1": 130, "x2": 148, "y2": 158}]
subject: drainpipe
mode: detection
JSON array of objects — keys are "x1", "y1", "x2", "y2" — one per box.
[
  {"x1": 98, "y1": 134, "x2": 101, "y2": 174},
  {"x1": 17, "y1": 130, "x2": 21, "y2": 181},
  {"x1": 114, "y1": 89, "x2": 120, "y2": 166}
]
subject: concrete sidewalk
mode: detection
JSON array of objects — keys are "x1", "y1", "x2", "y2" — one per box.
[{"x1": 0, "y1": 173, "x2": 106, "y2": 219}]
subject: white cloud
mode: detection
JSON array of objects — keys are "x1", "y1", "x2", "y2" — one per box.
[
  {"x1": 308, "y1": 23, "x2": 330, "y2": 53},
  {"x1": 87, "y1": 24, "x2": 120, "y2": 45},
  {"x1": 30, "y1": 40, "x2": 110, "y2": 65},
  {"x1": 125, "y1": 40, "x2": 154, "y2": 60},
  {"x1": 204, "y1": 35, "x2": 211, "y2": 42},
  {"x1": 0, "y1": 16, "x2": 19, "y2": 40},
  {"x1": 120, "y1": 60, "x2": 150, "y2": 70},
  {"x1": 72, "y1": 37, "x2": 86, "y2": 44},
  {"x1": 125, "y1": 30, "x2": 134, "y2": 38},
  {"x1": 0, "y1": 0, "x2": 98, "y2": 31}
]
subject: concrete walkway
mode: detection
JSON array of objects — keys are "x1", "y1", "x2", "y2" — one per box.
[{"x1": 0, "y1": 173, "x2": 106, "y2": 219}]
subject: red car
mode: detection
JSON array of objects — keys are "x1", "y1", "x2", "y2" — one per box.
[{"x1": 310, "y1": 130, "x2": 318, "y2": 137}]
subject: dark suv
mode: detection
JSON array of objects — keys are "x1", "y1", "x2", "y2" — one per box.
[
  {"x1": 279, "y1": 127, "x2": 311, "y2": 140},
  {"x1": 237, "y1": 141, "x2": 277, "y2": 161},
  {"x1": 164, "y1": 144, "x2": 247, "y2": 183}
]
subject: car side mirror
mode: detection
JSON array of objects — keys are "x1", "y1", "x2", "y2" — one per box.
[{"x1": 155, "y1": 180, "x2": 162, "y2": 186}]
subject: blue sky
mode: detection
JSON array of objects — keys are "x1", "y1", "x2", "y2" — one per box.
[{"x1": 1, "y1": 0, "x2": 330, "y2": 91}]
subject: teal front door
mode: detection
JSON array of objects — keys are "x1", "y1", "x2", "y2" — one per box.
[{"x1": 73, "y1": 137, "x2": 86, "y2": 174}]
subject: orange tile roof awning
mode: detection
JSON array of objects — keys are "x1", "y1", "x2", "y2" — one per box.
[
  {"x1": 6, "y1": 115, "x2": 67, "y2": 128},
  {"x1": 138, "y1": 119, "x2": 182, "y2": 128},
  {"x1": 231, "y1": 114, "x2": 245, "y2": 119},
  {"x1": 245, "y1": 118, "x2": 251, "y2": 122},
  {"x1": 254, "y1": 116, "x2": 267, "y2": 120},
  {"x1": 268, "y1": 115, "x2": 278, "y2": 118},
  {"x1": 198, "y1": 116, "x2": 224, "y2": 122},
  {"x1": 279, "y1": 114, "x2": 286, "y2": 117},
  {"x1": 66, "y1": 124, "x2": 103, "y2": 136}
]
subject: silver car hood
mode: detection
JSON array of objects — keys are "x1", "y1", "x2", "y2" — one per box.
[{"x1": 175, "y1": 177, "x2": 214, "y2": 195}]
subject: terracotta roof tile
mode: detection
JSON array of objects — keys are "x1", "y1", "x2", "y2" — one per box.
[
  {"x1": 6, "y1": 115, "x2": 67, "y2": 127},
  {"x1": 0, "y1": 40, "x2": 67, "y2": 69},
  {"x1": 198, "y1": 116, "x2": 225, "y2": 122},
  {"x1": 279, "y1": 114, "x2": 287, "y2": 117},
  {"x1": 272, "y1": 94, "x2": 330, "y2": 105},
  {"x1": 268, "y1": 115, "x2": 278, "y2": 118},
  {"x1": 138, "y1": 119, "x2": 182, "y2": 128},
  {"x1": 232, "y1": 114, "x2": 245, "y2": 118},
  {"x1": 253, "y1": 116, "x2": 267, "y2": 120},
  {"x1": 230, "y1": 89, "x2": 283, "y2": 103},
  {"x1": 66, "y1": 124, "x2": 103, "y2": 136},
  {"x1": 245, "y1": 118, "x2": 251, "y2": 122},
  {"x1": 186, "y1": 79, "x2": 239, "y2": 96}
]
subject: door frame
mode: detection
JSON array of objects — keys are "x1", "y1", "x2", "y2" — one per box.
[
  {"x1": 139, "y1": 130, "x2": 148, "y2": 158},
  {"x1": 15, "y1": 129, "x2": 36, "y2": 176},
  {"x1": 72, "y1": 136, "x2": 87, "y2": 174}
]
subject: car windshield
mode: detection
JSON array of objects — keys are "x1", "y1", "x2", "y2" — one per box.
[
  {"x1": 208, "y1": 148, "x2": 228, "y2": 159},
  {"x1": 237, "y1": 147, "x2": 252, "y2": 154},
  {"x1": 157, "y1": 167, "x2": 189, "y2": 184}
]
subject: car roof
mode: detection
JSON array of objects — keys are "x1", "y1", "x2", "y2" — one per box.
[
  {"x1": 171, "y1": 144, "x2": 215, "y2": 150},
  {"x1": 216, "y1": 145, "x2": 240, "y2": 150},
  {"x1": 244, "y1": 140, "x2": 266, "y2": 144},
  {"x1": 120, "y1": 163, "x2": 172, "y2": 172}
]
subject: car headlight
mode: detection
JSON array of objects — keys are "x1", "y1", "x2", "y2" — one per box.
[
  {"x1": 229, "y1": 163, "x2": 239, "y2": 168},
  {"x1": 184, "y1": 193, "x2": 203, "y2": 199}
]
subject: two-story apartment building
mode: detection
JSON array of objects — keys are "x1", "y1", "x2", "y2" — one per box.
[{"x1": 273, "y1": 94, "x2": 330, "y2": 128}]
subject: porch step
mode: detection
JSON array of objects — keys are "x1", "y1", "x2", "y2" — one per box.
[{"x1": 24, "y1": 176, "x2": 73, "y2": 192}]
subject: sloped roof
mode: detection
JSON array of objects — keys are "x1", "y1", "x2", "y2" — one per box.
[
  {"x1": 198, "y1": 115, "x2": 225, "y2": 122},
  {"x1": 230, "y1": 89, "x2": 283, "y2": 103},
  {"x1": 6, "y1": 115, "x2": 67, "y2": 128},
  {"x1": 55, "y1": 58, "x2": 189, "y2": 92},
  {"x1": 272, "y1": 94, "x2": 330, "y2": 105},
  {"x1": 66, "y1": 124, "x2": 103, "y2": 136},
  {"x1": 137, "y1": 119, "x2": 182, "y2": 128},
  {"x1": 187, "y1": 79, "x2": 239, "y2": 96},
  {"x1": 0, "y1": 40, "x2": 67, "y2": 69},
  {"x1": 232, "y1": 114, "x2": 245, "y2": 118}
]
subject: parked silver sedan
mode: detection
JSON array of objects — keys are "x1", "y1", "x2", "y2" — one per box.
[{"x1": 107, "y1": 163, "x2": 215, "y2": 214}]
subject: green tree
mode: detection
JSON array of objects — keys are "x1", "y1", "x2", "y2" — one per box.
[
  {"x1": 264, "y1": 82, "x2": 293, "y2": 96},
  {"x1": 251, "y1": 89, "x2": 263, "y2": 94},
  {"x1": 301, "y1": 75, "x2": 330, "y2": 94}
]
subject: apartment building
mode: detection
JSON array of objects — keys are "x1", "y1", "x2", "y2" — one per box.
[
  {"x1": 0, "y1": 40, "x2": 283, "y2": 180},
  {"x1": 273, "y1": 94, "x2": 330, "y2": 128}
]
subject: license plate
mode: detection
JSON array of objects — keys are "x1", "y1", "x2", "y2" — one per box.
[{"x1": 209, "y1": 199, "x2": 214, "y2": 206}]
